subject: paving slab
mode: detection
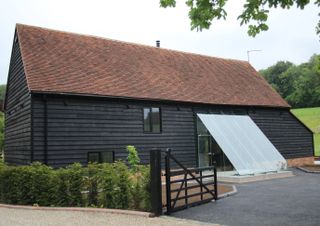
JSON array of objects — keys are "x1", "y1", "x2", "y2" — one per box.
[{"x1": 217, "y1": 170, "x2": 294, "y2": 183}]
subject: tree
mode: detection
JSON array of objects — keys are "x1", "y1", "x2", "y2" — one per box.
[
  {"x1": 259, "y1": 61, "x2": 294, "y2": 96},
  {"x1": 0, "y1": 85, "x2": 6, "y2": 101},
  {"x1": 286, "y1": 55, "x2": 320, "y2": 107},
  {"x1": 0, "y1": 84, "x2": 5, "y2": 156},
  {"x1": 287, "y1": 68, "x2": 319, "y2": 107},
  {"x1": 0, "y1": 111, "x2": 3, "y2": 160},
  {"x1": 160, "y1": 0, "x2": 320, "y2": 37},
  {"x1": 260, "y1": 54, "x2": 320, "y2": 108}
]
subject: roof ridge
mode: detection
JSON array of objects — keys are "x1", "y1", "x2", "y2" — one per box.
[{"x1": 16, "y1": 23, "x2": 249, "y2": 65}]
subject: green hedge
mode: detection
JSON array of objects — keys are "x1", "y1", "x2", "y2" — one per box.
[{"x1": 0, "y1": 161, "x2": 151, "y2": 211}]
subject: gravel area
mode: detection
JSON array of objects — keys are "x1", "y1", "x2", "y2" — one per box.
[{"x1": 0, "y1": 207, "x2": 218, "y2": 226}]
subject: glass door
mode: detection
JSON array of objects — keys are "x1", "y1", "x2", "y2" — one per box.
[
  {"x1": 197, "y1": 117, "x2": 213, "y2": 167},
  {"x1": 198, "y1": 135, "x2": 211, "y2": 167},
  {"x1": 211, "y1": 138, "x2": 233, "y2": 171},
  {"x1": 197, "y1": 116, "x2": 234, "y2": 171}
]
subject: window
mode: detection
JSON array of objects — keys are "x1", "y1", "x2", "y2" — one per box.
[
  {"x1": 88, "y1": 151, "x2": 115, "y2": 163},
  {"x1": 143, "y1": 107, "x2": 161, "y2": 133},
  {"x1": 101, "y1": 152, "x2": 115, "y2": 163},
  {"x1": 88, "y1": 152, "x2": 100, "y2": 163}
]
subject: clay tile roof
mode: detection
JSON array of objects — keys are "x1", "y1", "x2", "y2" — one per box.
[{"x1": 16, "y1": 24, "x2": 290, "y2": 108}]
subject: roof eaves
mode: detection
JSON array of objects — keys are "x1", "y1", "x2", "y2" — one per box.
[
  {"x1": 30, "y1": 90, "x2": 291, "y2": 109},
  {"x1": 15, "y1": 24, "x2": 32, "y2": 93}
]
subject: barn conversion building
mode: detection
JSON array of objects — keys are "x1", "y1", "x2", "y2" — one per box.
[{"x1": 4, "y1": 24, "x2": 314, "y2": 172}]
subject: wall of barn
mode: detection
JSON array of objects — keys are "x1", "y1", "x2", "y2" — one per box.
[{"x1": 31, "y1": 94, "x2": 314, "y2": 168}]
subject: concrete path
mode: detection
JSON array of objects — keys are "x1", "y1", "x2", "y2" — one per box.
[
  {"x1": 0, "y1": 206, "x2": 218, "y2": 226},
  {"x1": 173, "y1": 169, "x2": 320, "y2": 226}
]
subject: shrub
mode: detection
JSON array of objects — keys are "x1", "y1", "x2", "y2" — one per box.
[
  {"x1": 55, "y1": 168, "x2": 72, "y2": 206},
  {"x1": 136, "y1": 165, "x2": 151, "y2": 211},
  {"x1": 0, "y1": 161, "x2": 151, "y2": 211},
  {"x1": 65, "y1": 163, "x2": 84, "y2": 207},
  {"x1": 126, "y1": 145, "x2": 140, "y2": 172},
  {"x1": 25, "y1": 163, "x2": 58, "y2": 206},
  {"x1": 113, "y1": 161, "x2": 130, "y2": 209},
  {"x1": 0, "y1": 163, "x2": 58, "y2": 206},
  {"x1": 84, "y1": 163, "x2": 100, "y2": 207},
  {"x1": 130, "y1": 173, "x2": 143, "y2": 210},
  {"x1": 128, "y1": 165, "x2": 150, "y2": 210},
  {"x1": 142, "y1": 167, "x2": 151, "y2": 211},
  {"x1": 0, "y1": 159, "x2": 5, "y2": 170},
  {"x1": 99, "y1": 163, "x2": 116, "y2": 208},
  {"x1": 0, "y1": 163, "x2": 5, "y2": 202},
  {"x1": 0, "y1": 166, "x2": 24, "y2": 204}
]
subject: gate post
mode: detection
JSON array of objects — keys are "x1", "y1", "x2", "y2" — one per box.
[
  {"x1": 150, "y1": 149, "x2": 162, "y2": 216},
  {"x1": 165, "y1": 148, "x2": 172, "y2": 214}
]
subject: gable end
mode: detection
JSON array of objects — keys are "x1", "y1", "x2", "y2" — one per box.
[{"x1": 4, "y1": 31, "x2": 32, "y2": 165}]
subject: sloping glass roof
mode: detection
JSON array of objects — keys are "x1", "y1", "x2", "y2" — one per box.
[{"x1": 197, "y1": 114, "x2": 287, "y2": 175}]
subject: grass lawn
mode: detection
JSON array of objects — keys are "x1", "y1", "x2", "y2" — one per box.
[
  {"x1": 291, "y1": 107, "x2": 320, "y2": 156},
  {"x1": 315, "y1": 134, "x2": 320, "y2": 157},
  {"x1": 291, "y1": 107, "x2": 320, "y2": 132}
]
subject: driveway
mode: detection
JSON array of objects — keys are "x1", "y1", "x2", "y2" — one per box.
[{"x1": 173, "y1": 169, "x2": 320, "y2": 226}]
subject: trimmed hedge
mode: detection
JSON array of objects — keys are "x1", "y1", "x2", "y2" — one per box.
[{"x1": 0, "y1": 161, "x2": 151, "y2": 211}]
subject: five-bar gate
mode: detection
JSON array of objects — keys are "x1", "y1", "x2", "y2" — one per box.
[
  {"x1": 164, "y1": 149, "x2": 218, "y2": 214},
  {"x1": 149, "y1": 148, "x2": 218, "y2": 216}
]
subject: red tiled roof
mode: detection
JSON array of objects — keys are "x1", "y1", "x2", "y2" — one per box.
[{"x1": 16, "y1": 24, "x2": 290, "y2": 108}]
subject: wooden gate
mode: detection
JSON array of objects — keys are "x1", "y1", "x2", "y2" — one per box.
[
  {"x1": 164, "y1": 149, "x2": 218, "y2": 214},
  {"x1": 149, "y1": 148, "x2": 218, "y2": 216}
]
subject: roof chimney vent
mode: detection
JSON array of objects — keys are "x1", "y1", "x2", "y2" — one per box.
[{"x1": 156, "y1": 40, "x2": 160, "y2": 48}]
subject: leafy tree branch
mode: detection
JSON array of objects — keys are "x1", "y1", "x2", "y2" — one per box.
[{"x1": 160, "y1": 0, "x2": 319, "y2": 37}]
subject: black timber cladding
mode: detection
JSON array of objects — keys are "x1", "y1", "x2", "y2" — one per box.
[
  {"x1": 31, "y1": 95, "x2": 196, "y2": 167},
  {"x1": 31, "y1": 94, "x2": 313, "y2": 168},
  {"x1": 4, "y1": 35, "x2": 31, "y2": 165},
  {"x1": 249, "y1": 110, "x2": 313, "y2": 158}
]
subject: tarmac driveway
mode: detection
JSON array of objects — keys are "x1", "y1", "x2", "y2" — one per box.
[{"x1": 173, "y1": 169, "x2": 320, "y2": 226}]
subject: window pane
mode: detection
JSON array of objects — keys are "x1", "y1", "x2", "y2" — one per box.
[
  {"x1": 197, "y1": 117, "x2": 209, "y2": 135},
  {"x1": 198, "y1": 136, "x2": 210, "y2": 167},
  {"x1": 151, "y1": 108, "x2": 160, "y2": 132},
  {"x1": 88, "y1": 152, "x2": 100, "y2": 163},
  {"x1": 101, "y1": 152, "x2": 114, "y2": 163},
  {"x1": 143, "y1": 108, "x2": 151, "y2": 132}
]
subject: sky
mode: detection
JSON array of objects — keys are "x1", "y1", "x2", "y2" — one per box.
[{"x1": 0, "y1": 0, "x2": 319, "y2": 84}]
